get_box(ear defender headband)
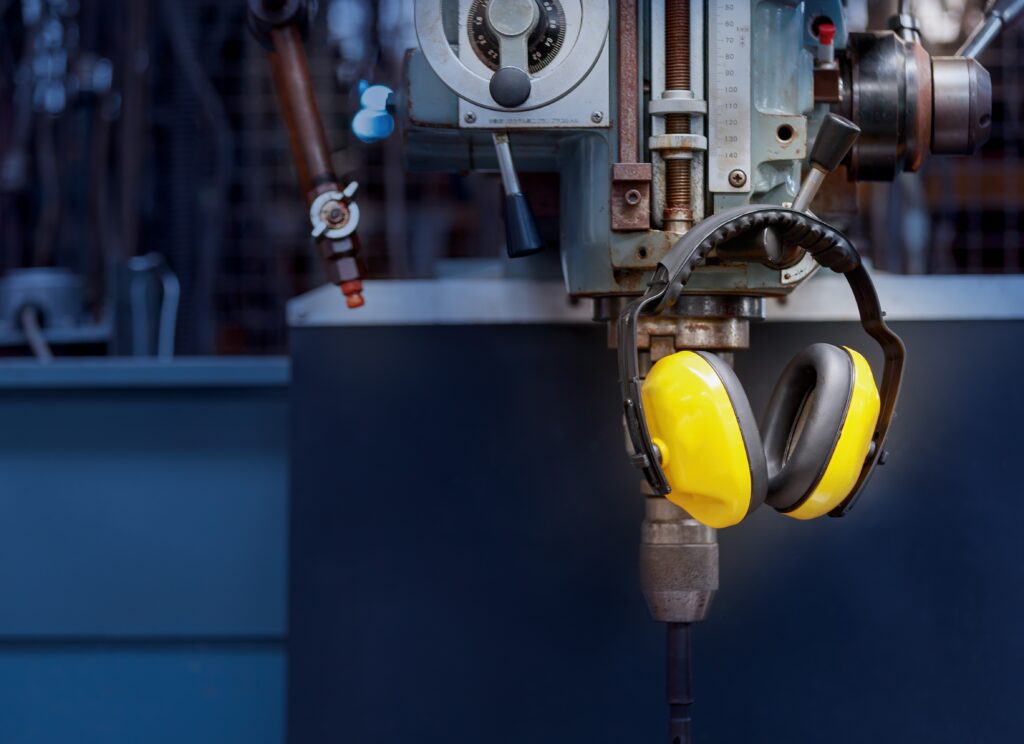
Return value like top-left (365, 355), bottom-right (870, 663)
top-left (618, 205), bottom-right (906, 528)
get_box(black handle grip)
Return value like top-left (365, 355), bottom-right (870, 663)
top-left (504, 192), bottom-right (543, 258)
top-left (809, 113), bottom-right (861, 172)
top-left (490, 67), bottom-right (532, 108)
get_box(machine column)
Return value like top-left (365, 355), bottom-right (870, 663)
top-left (603, 294), bottom-right (764, 744)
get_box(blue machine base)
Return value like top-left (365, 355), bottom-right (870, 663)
top-left (289, 321), bottom-right (1024, 743)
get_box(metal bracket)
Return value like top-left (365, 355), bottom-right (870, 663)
top-left (611, 163), bottom-right (653, 232)
top-left (780, 251), bottom-right (820, 285)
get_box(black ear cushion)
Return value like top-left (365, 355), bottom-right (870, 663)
top-left (762, 343), bottom-right (855, 511)
top-left (694, 351), bottom-right (768, 514)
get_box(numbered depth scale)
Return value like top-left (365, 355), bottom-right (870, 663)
top-left (708, 0), bottom-right (752, 193)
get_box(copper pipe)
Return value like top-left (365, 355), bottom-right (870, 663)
top-left (664, 0), bottom-right (692, 229)
top-left (265, 25), bottom-right (363, 307)
top-left (268, 25), bottom-right (338, 200)
top-left (617, 0), bottom-right (640, 163)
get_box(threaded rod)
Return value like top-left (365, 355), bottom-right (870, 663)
top-left (663, 0), bottom-right (692, 229)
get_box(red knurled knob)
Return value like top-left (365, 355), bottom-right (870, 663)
top-left (818, 23), bottom-right (836, 46)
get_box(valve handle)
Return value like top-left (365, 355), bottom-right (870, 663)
top-left (809, 113), bottom-right (861, 174)
top-left (504, 193), bottom-right (543, 258)
top-left (792, 114), bottom-right (860, 213)
top-left (493, 133), bottom-right (542, 257)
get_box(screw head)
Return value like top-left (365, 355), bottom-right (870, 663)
top-left (728, 169), bottom-right (747, 188)
top-left (624, 188), bottom-right (642, 206)
top-left (464, 112), bottom-right (477, 124)
top-left (591, 111), bottom-right (604, 123)
top-left (321, 200), bottom-right (348, 227)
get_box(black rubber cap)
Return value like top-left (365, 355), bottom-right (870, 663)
top-left (490, 67), bottom-right (532, 108)
top-left (504, 193), bottom-right (543, 258)
top-left (809, 113), bottom-right (861, 172)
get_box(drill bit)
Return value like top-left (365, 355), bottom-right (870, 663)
top-left (667, 622), bottom-right (694, 744)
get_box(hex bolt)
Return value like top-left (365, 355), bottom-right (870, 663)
top-left (591, 111), bottom-right (604, 123)
top-left (728, 169), bottom-right (747, 188)
top-left (625, 188), bottom-right (642, 206)
top-left (464, 112), bottom-right (477, 124)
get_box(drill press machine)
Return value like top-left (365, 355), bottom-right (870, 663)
top-left (397, 1), bottom-right (995, 739)
top-left (250, 0), bottom-right (1005, 739)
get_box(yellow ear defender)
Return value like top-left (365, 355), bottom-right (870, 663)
top-left (618, 206), bottom-right (906, 529)
top-left (642, 344), bottom-right (880, 528)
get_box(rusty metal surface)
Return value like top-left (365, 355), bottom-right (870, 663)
top-left (636, 316), bottom-right (751, 355)
top-left (616, 0), bottom-right (640, 163)
top-left (663, 0), bottom-right (693, 231)
top-left (609, 229), bottom-right (681, 271)
top-left (908, 40), bottom-right (933, 173)
top-left (813, 67), bottom-right (842, 103)
top-left (611, 182), bottom-right (652, 231)
top-left (629, 295), bottom-right (761, 373)
top-left (611, 0), bottom-right (651, 232)
top-left (612, 162), bottom-right (652, 181)
top-left (611, 162), bottom-right (653, 231)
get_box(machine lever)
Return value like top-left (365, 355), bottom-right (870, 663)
top-left (791, 114), bottom-right (860, 213)
top-left (493, 133), bottom-right (543, 258)
top-left (485, 0), bottom-right (537, 107)
top-left (959, 0), bottom-right (1024, 59)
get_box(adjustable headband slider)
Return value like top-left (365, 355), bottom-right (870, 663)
top-left (629, 453), bottom-right (651, 469)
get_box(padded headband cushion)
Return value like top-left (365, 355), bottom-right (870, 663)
top-left (762, 343), bottom-right (855, 511)
top-left (694, 351), bottom-right (768, 513)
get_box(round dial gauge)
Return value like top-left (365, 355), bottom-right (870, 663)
top-left (468, 0), bottom-right (567, 74)
top-left (415, 0), bottom-right (609, 112)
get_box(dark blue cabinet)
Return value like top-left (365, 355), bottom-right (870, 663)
top-left (0, 360), bottom-right (289, 744)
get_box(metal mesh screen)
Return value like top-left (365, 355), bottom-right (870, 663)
top-left (3, 0), bottom-right (1021, 356)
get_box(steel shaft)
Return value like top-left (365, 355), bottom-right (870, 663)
top-left (616, 295), bottom-right (764, 744)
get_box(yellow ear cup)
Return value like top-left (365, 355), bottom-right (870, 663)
top-left (641, 351), bottom-right (767, 529)
top-left (783, 348), bottom-right (880, 520)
